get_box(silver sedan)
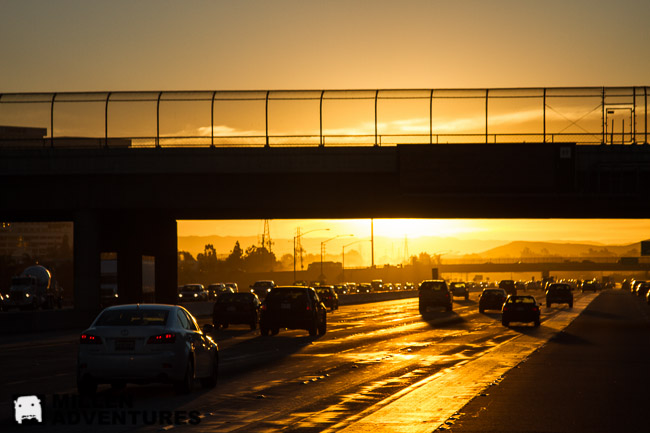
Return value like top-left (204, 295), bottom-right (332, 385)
top-left (77, 304), bottom-right (218, 394)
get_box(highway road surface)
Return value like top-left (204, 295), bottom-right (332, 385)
top-left (2, 288), bottom-right (646, 433)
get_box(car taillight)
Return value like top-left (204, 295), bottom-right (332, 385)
top-left (261, 304), bottom-right (267, 311)
top-left (306, 305), bottom-right (311, 311)
top-left (147, 333), bottom-right (176, 344)
top-left (80, 334), bottom-right (103, 344)
top-left (532, 306), bottom-right (539, 312)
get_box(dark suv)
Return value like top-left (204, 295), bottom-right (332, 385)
top-left (259, 286), bottom-right (327, 337)
top-left (545, 283), bottom-right (573, 308)
top-left (449, 282), bottom-right (469, 300)
top-left (498, 280), bottom-right (517, 296)
top-left (502, 295), bottom-right (540, 327)
top-left (315, 285), bottom-right (339, 311)
top-left (213, 292), bottom-right (261, 330)
top-left (418, 280), bottom-right (453, 314)
top-left (250, 280), bottom-right (275, 300)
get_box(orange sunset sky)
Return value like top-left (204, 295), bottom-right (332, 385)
top-left (3, 1), bottom-right (650, 247)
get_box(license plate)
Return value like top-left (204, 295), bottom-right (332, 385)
top-left (115, 339), bottom-right (135, 351)
top-left (280, 302), bottom-right (291, 310)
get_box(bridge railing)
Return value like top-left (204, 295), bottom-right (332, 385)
top-left (0, 87), bottom-right (647, 148)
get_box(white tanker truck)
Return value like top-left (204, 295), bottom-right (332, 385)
top-left (6, 265), bottom-right (63, 310)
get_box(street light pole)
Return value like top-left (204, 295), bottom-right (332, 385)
top-left (321, 234), bottom-right (354, 282)
top-left (293, 227), bottom-right (329, 283)
top-left (371, 218), bottom-right (375, 268)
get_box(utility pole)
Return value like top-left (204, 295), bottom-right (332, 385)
top-left (371, 218), bottom-right (375, 268)
top-left (261, 219), bottom-right (272, 253)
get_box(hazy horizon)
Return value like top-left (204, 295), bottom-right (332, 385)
top-left (177, 219), bottom-right (647, 265)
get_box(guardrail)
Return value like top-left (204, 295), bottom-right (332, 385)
top-left (1, 87), bottom-right (647, 148)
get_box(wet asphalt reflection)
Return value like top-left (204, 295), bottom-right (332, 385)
top-left (0, 290), bottom-right (592, 433)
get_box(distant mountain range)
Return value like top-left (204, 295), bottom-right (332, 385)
top-left (472, 240), bottom-right (639, 259)
top-left (178, 235), bottom-right (641, 261)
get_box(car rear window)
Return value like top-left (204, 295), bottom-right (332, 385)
top-left (267, 288), bottom-right (307, 301)
top-left (217, 293), bottom-right (250, 303)
top-left (506, 297), bottom-right (535, 304)
top-left (419, 281), bottom-right (447, 291)
top-left (484, 289), bottom-right (505, 296)
top-left (95, 309), bottom-right (169, 326)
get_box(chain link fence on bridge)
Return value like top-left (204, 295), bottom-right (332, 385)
top-left (0, 87), bottom-right (648, 148)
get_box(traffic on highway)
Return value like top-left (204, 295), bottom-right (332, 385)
top-left (1, 278), bottom-right (622, 432)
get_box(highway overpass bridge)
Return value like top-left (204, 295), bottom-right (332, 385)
top-left (1, 87), bottom-right (649, 313)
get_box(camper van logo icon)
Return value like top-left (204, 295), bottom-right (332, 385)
top-left (14, 395), bottom-right (42, 424)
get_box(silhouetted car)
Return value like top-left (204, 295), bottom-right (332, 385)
top-left (630, 280), bottom-right (644, 294)
top-left (316, 285), bottom-right (339, 311)
top-left (334, 284), bottom-right (348, 295)
top-left (250, 280), bottom-right (275, 300)
top-left (501, 295), bottom-right (540, 327)
top-left (636, 282), bottom-right (650, 298)
top-left (580, 280), bottom-right (599, 293)
top-left (418, 280), bottom-right (453, 313)
top-left (207, 283), bottom-right (232, 300)
top-left (77, 304), bottom-right (218, 395)
top-left (499, 280), bottom-right (517, 296)
top-left (358, 283), bottom-right (372, 293)
top-left (213, 292), bottom-right (261, 330)
top-left (345, 282), bottom-right (358, 293)
top-left (178, 284), bottom-right (209, 302)
top-left (646, 289), bottom-right (650, 305)
top-left (478, 288), bottom-right (507, 313)
top-left (259, 286), bottom-right (327, 337)
top-left (449, 282), bottom-right (469, 300)
top-left (225, 282), bottom-right (238, 292)
top-left (546, 283), bottom-right (573, 308)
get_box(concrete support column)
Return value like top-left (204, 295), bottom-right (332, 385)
top-left (73, 210), bottom-right (101, 312)
top-left (153, 218), bottom-right (178, 305)
top-left (117, 222), bottom-right (143, 304)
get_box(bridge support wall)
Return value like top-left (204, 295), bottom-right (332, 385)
top-left (72, 212), bottom-right (177, 311)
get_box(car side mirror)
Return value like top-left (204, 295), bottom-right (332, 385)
top-left (202, 324), bottom-right (214, 334)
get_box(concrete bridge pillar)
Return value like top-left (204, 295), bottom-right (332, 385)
top-left (72, 212), bottom-right (178, 310)
top-left (150, 217), bottom-right (178, 305)
top-left (111, 215), bottom-right (178, 305)
top-left (73, 210), bottom-right (101, 312)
